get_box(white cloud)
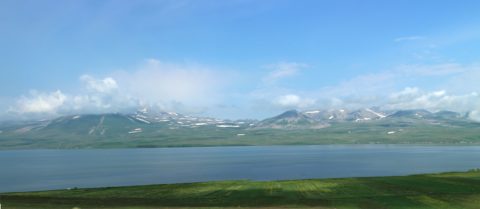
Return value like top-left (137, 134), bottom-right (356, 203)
top-left (274, 94), bottom-right (315, 109)
top-left (8, 59), bottom-right (230, 118)
top-left (386, 87), bottom-right (480, 114)
top-left (247, 62), bottom-right (313, 114)
top-left (389, 87), bottom-right (420, 101)
top-left (263, 62), bottom-right (307, 83)
top-left (80, 75), bottom-right (118, 93)
top-left (113, 59), bottom-right (230, 112)
top-left (249, 62), bottom-right (470, 114)
top-left (396, 63), bottom-right (465, 76)
top-left (469, 110), bottom-right (480, 121)
top-left (5, 59), bottom-right (480, 120)
top-left (262, 62), bottom-right (480, 114)
top-left (394, 36), bottom-right (425, 42)
top-left (383, 64), bottom-right (480, 117)
top-left (12, 90), bottom-right (66, 114)
top-left (313, 63), bottom-right (468, 105)
top-left (72, 75), bottom-right (134, 113)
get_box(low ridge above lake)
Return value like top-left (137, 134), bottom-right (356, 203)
top-left (0, 108), bottom-right (479, 149)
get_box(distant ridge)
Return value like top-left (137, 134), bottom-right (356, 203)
top-left (0, 107), bottom-right (479, 149)
top-left (254, 110), bottom-right (328, 129)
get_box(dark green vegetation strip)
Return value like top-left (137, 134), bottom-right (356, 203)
top-left (3, 170), bottom-right (480, 209)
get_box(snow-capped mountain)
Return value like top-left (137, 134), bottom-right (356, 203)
top-left (254, 108), bottom-right (474, 129)
top-left (388, 109), bottom-right (433, 119)
top-left (0, 107), bottom-right (479, 149)
top-left (347, 108), bottom-right (388, 122)
top-left (302, 108), bottom-right (388, 122)
top-left (0, 107), bottom-right (476, 142)
top-left (255, 110), bottom-right (329, 129)
top-left (129, 107), bottom-right (251, 129)
top-left (303, 109), bottom-right (349, 122)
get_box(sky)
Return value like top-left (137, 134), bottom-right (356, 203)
top-left (1, 0), bottom-right (480, 120)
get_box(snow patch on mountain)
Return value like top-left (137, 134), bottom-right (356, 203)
top-left (133, 117), bottom-right (151, 124)
top-left (217, 124), bottom-right (240, 128)
top-left (365, 108), bottom-right (386, 118)
top-left (128, 128), bottom-right (142, 134)
top-left (88, 127), bottom-right (95, 135)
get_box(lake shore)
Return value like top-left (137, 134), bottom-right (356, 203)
top-left (3, 145), bottom-right (480, 193)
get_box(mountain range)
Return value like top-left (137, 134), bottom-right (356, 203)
top-left (0, 107), bottom-right (479, 149)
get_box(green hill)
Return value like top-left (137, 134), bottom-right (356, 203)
top-left (1, 109), bottom-right (480, 149)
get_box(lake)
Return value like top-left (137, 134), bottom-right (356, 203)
top-left (1, 145), bottom-right (480, 193)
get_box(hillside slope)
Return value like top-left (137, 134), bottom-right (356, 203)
top-left (0, 109), bottom-right (479, 149)
top-left (3, 170), bottom-right (480, 209)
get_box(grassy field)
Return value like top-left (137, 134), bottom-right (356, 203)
top-left (2, 170), bottom-right (480, 209)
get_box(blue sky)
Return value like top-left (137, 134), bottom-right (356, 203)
top-left (1, 0), bottom-right (480, 120)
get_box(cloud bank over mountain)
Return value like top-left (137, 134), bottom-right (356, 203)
top-left (4, 59), bottom-right (480, 121)
top-left (7, 59), bottom-right (229, 118)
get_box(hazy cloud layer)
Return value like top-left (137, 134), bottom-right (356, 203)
top-left (394, 36), bottom-right (425, 42)
top-left (12, 90), bottom-right (67, 114)
top-left (114, 59), bottom-right (230, 110)
top-left (249, 62), bottom-right (480, 120)
top-left (386, 88), bottom-right (480, 113)
top-left (8, 59), bottom-right (231, 118)
top-left (262, 62), bottom-right (307, 84)
top-left (5, 60), bottom-right (480, 120)
top-left (80, 75), bottom-right (119, 94)
top-left (274, 94), bottom-right (315, 109)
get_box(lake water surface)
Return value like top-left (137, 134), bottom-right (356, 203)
top-left (1, 145), bottom-right (480, 193)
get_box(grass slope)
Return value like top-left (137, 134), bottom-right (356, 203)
top-left (1, 118), bottom-right (480, 150)
top-left (2, 170), bottom-right (480, 209)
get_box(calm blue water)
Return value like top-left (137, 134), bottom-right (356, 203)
top-left (1, 145), bottom-right (480, 193)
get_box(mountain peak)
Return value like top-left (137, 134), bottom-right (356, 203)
top-left (254, 109), bottom-right (328, 129)
top-left (277, 110), bottom-right (301, 118)
top-left (389, 109), bottom-right (432, 118)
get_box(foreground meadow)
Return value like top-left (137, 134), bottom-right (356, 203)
top-left (2, 170), bottom-right (480, 209)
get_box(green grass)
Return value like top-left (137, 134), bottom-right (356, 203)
top-left (3, 170), bottom-right (480, 209)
